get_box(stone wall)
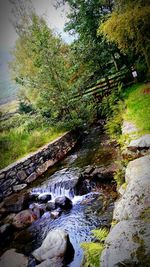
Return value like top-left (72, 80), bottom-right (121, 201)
top-left (0, 131), bottom-right (77, 200)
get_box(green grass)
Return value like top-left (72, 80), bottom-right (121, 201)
top-left (0, 115), bottom-right (65, 169)
top-left (123, 83), bottom-right (150, 135)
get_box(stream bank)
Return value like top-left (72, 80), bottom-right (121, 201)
top-left (100, 128), bottom-right (150, 267)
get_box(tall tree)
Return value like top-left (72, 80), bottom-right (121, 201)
top-left (56, 0), bottom-right (119, 86)
top-left (10, 14), bottom-right (96, 128)
top-left (99, 1), bottom-right (150, 73)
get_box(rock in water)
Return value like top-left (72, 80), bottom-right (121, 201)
top-left (13, 209), bottom-right (39, 229)
top-left (55, 196), bottom-right (72, 210)
top-left (37, 193), bottom-right (51, 203)
top-left (32, 229), bottom-right (70, 263)
top-left (0, 249), bottom-right (28, 267)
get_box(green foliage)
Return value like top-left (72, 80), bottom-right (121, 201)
top-left (81, 242), bottom-right (104, 267)
top-left (10, 13), bottom-right (97, 130)
top-left (91, 228), bottom-right (109, 242)
top-left (99, 1), bottom-right (150, 74)
top-left (19, 101), bottom-right (33, 114)
top-left (99, 84), bottom-right (125, 140)
top-left (81, 228), bottom-right (109, 267)
top-left (114, 168), bottom-right (125, 188)
top-left (0, 113), bottom-right (64, 169)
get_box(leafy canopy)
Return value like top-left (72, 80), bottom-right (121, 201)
top-left (99, 1), bottom-right (150, 72)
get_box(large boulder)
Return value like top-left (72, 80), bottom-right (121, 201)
top-left (100, 220), bottom-right (150, 267)
top-left (55, 196), bottom-right (72, 210)
top-left (125, 155), bottom-right (150, 184)
top-left (32, 229), bottom-right (74, 265)
top-left (0, 249), bottom-right (28, 267)
top-left (114, 155), bottom-right (150, 221)
top-left (12, 209), bottom-right (39, 229)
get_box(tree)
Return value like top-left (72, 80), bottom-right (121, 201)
top-left (10, 14), bottom-right (96, 129)
top-left (56, 0), bottom-right (119, 85)
top-left (99, 1), bottom-right (150, 73)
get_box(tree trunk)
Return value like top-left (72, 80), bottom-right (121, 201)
top-left (142, 46), bottom-right (150, 74)
top-left (112, 53), bottom-right (119, 71)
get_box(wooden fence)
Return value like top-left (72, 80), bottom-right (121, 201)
top-left (73, 69), bottom-right (135, 101)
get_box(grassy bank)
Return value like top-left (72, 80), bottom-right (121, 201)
top-left (0, 113), bottom-right (65, 169)
top-left (105, 83), bottom-right (150, 141)
top-left (123, 83), bottom-right (150, 135)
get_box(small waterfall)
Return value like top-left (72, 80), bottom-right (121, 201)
top-left (30, 167), bottom-right (80, 201)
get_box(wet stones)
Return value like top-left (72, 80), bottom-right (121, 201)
top-left (55, 196), bottom-right (72, 210)
top-left (75, 165), bottom-right (115, 195)
top-left (46, 201), bottom-right (56, 211)
top-left (37, 193), bottom-right (52, 203)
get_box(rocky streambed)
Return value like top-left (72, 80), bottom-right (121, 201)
top-left (0, 124), bottom-right (119, 267)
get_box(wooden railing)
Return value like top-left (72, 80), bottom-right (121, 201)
top-left (73, 69), bottom-right (134, 101)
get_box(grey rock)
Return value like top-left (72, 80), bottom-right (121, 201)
top-left (46, 201), bottom-right (56, 211)
top-left (114, 178), bottom-right (150, 221)
top-left (38, 193), bottom-right (51, 203)
top-left (0, 173), bottom-right (5, 180)
top-left (13, 184), bottom-right (27, 192)
top-left (128, 134), bottom-right (150, 151)
top-left (23, 159), bottom-right (31, 166)
top-left (32, 229), bottom-right (69, 262)
top-left (26, 172), bottom-right (37, 183)
top-left (0, 249), bottom-right (28, 267)
top-left (17, 170), bottom-right (27, 181)
top-left (114, 155), bottom-right (150, 221)
top-left (55, 196), bottom-right (72, 210)
top-left (100, 220), bottom-right (150, 267)
top-left (1, 179), bottom-right (16, 191)
top-left (125, 155), bottom-right (150, 184)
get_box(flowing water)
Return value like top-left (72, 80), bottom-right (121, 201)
top-left (6, 125), bottom-right (118, 266)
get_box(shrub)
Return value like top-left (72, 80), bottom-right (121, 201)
top-left (81, 228), bottom-right (109, 267)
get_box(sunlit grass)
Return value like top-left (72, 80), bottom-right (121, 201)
top-left (0, 126), bottom-right (65, 169)
top-left (123, 83), bottom-right (150, 135)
